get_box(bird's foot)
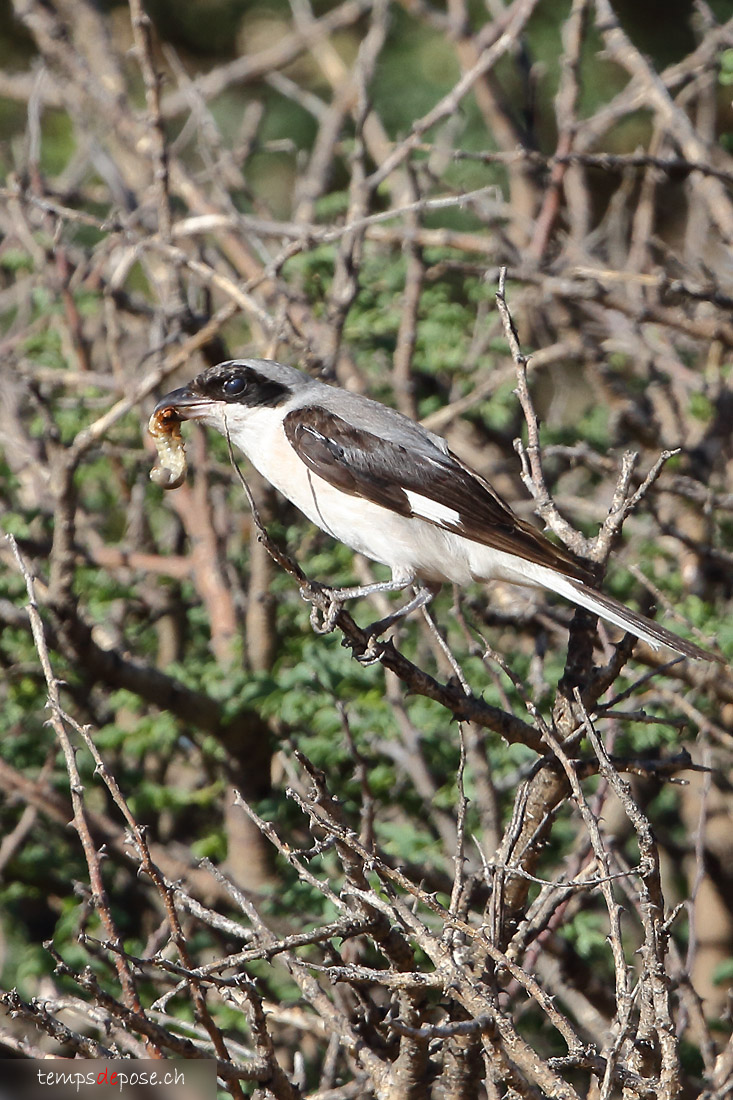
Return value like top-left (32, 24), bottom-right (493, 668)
top-left (354, 600), bottom-right (428, 664)
top-left (355, 634), bottom-right (384, 665)
top-left (352, 633), bottom-right (385, 664)
top-left (308, 594), bottom-right (342, 634)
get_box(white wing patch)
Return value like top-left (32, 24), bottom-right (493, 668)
top-left (405, 489), bottom-right (462, 528)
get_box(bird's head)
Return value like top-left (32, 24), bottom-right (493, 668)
top-left (154, 359), bottom-right (305, 432)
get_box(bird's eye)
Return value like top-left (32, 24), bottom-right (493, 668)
top-left (223, 375), bottom-right (246, 398)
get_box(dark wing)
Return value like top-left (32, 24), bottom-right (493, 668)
top-left (283, 405), bottom-right (589, 579)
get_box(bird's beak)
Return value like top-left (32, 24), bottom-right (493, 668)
top-left (154, 386), bottom-right (210, 420)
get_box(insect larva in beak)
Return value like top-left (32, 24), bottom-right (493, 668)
top-left (149, 407), bottom-right (187, 490)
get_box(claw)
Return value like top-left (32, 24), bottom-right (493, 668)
top-left (356, 634), bottom-right (383, 665)
top-left (309, 598), bottom-right (342, 634)
top-left (324, 600), bottom-right (341, 632)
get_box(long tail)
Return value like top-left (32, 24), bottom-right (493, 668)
top-left (547, 574), bottom-right (716, 662)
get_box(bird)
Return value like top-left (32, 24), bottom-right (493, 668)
top-left (153, 358), bottom-right (714, 662)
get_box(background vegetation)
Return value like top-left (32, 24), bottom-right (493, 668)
top-left (0, 0), bottom-right (732, 1096)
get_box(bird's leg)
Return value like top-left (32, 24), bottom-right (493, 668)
top-left (356, 584), bottom-right (441, 664)
top-left (364, 582), bottom-right (440, 639)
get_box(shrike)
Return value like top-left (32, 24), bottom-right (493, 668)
top-left (153, 358), bottom-right (713, 661)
